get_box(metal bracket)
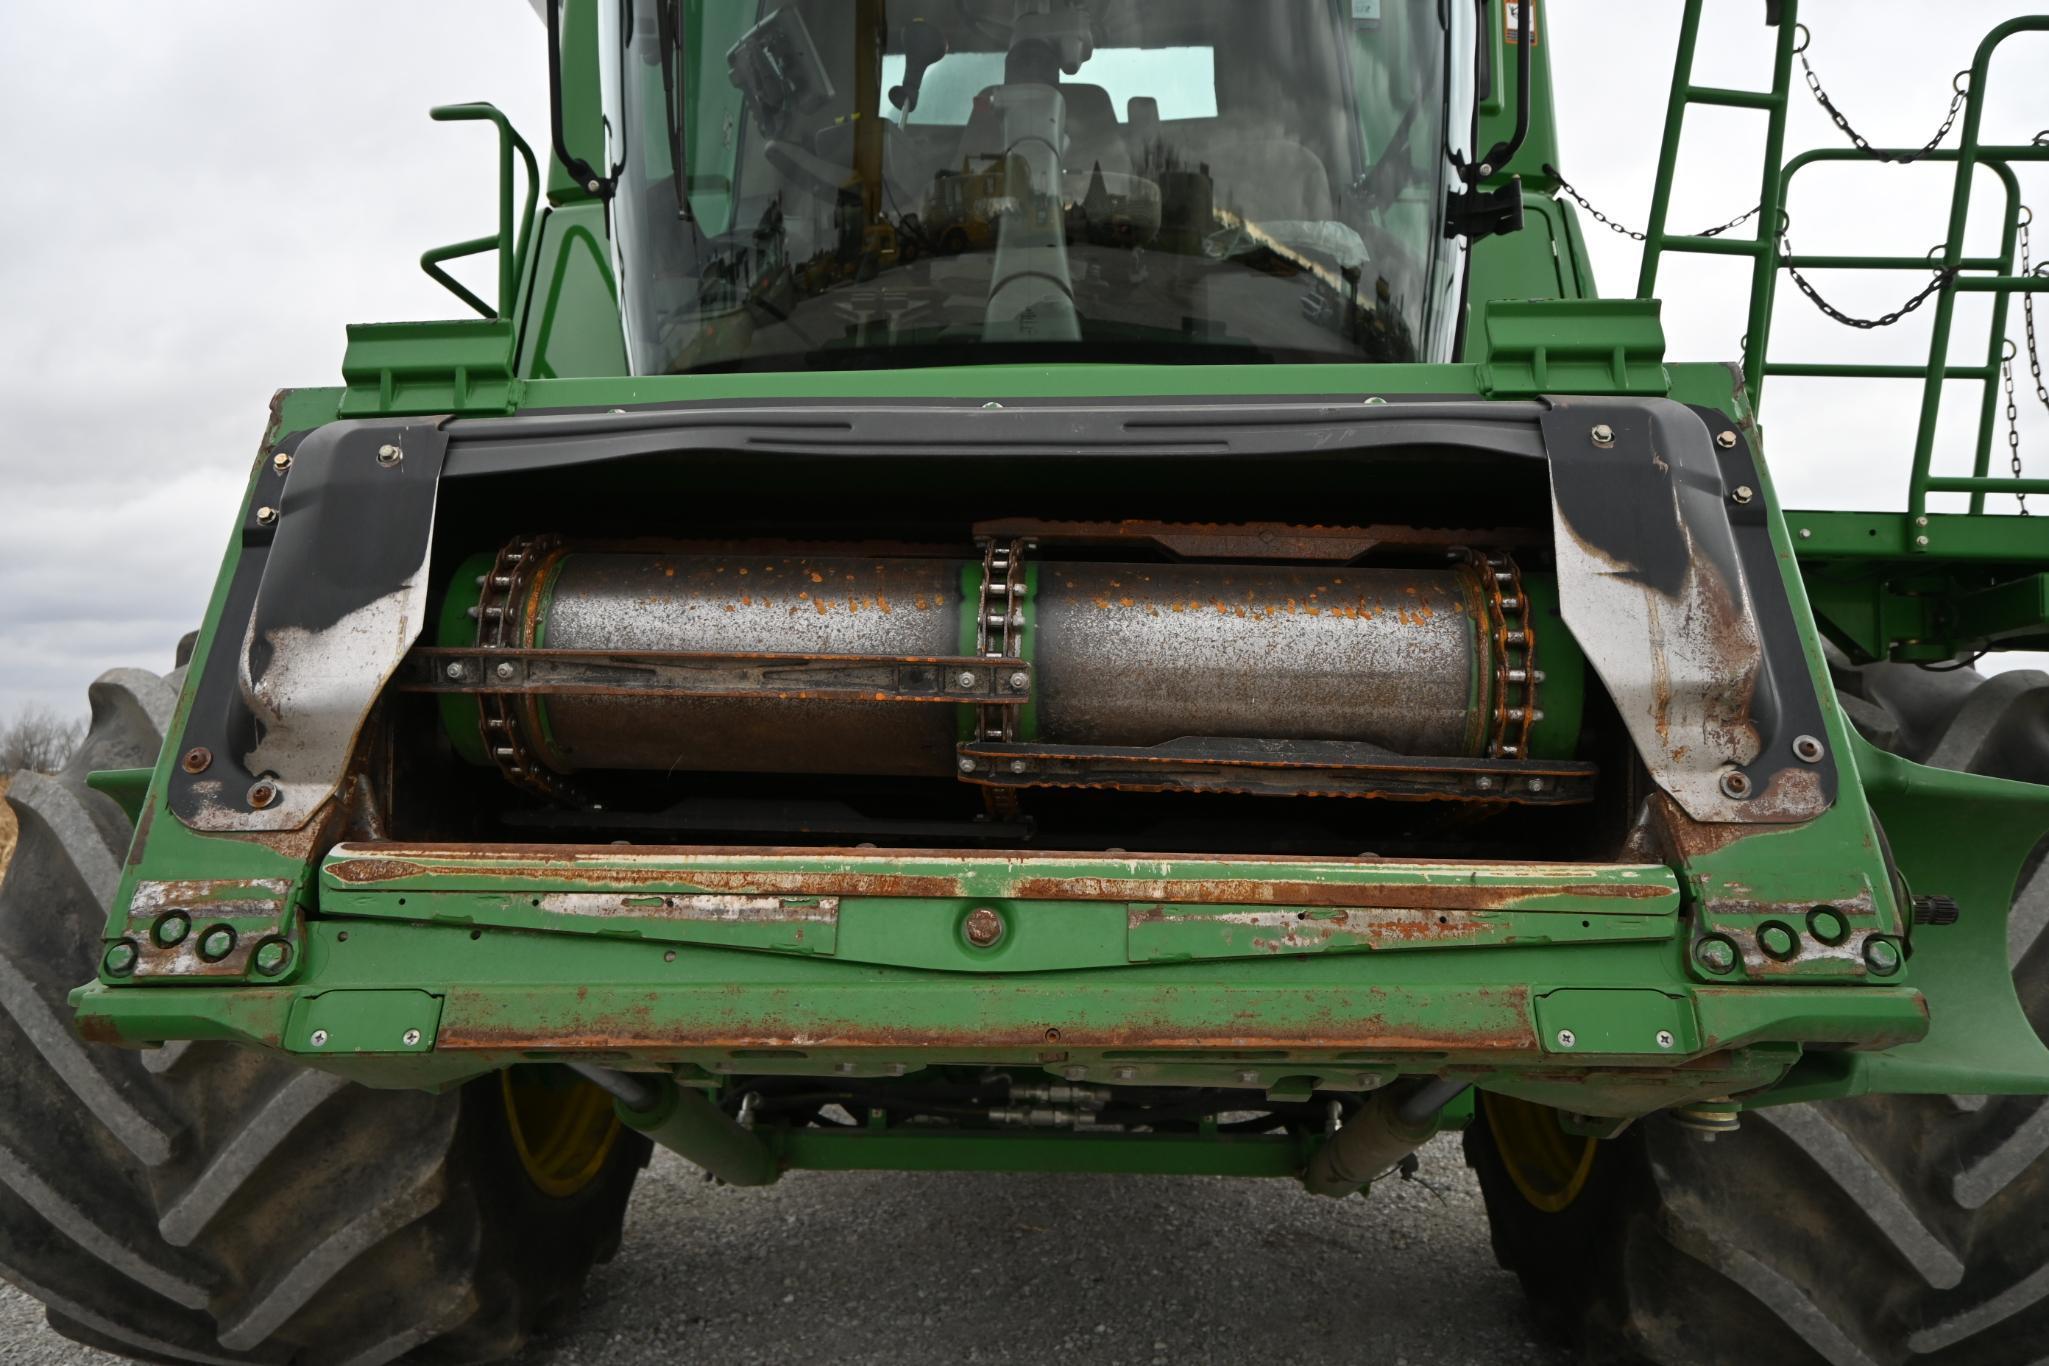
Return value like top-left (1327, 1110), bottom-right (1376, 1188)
top-left (109, 879), bottom-right (301, 984)
top-left (401, 647), bottom-right (1034, 705)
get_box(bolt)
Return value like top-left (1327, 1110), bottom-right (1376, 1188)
top-left (1864, 936), bottom-right (1903, 976)
top-left (444, 661), bottom-right (467, 681)
top-left (1731, 485), bottom-right (1755, 505)
top-left (586, 178), bottom-right (602, 193)
top-left (1473, 775), bottom-right (1496, 792)
top-left (179, 746), bottom-right (214, 775)
top-left (958, 756), bottom-right (978, 774)
top-left (1656, 1030), bottom-right (1676, 1049)
top-left (253, 940), bottom-right (291, 976)
top-left (1590, 424), bottom-right (1615, 448)
top-left (1695, 936), bottom-right (1739, 974)
top-left (154, 911), bottom-right (191, 947)
top-left (246, 779), bottom-right (279, 810)
top-left (309, 1029), bottom-right (329, 1048)
top-left (1112, 1066), bottom-right (1138, 1081)
top-left (255, 505), bottom-right (278, 526)
top-left (198, 926), bottom-right (236, 962)
top-left (1717, 430), bottom-right (1739, 449)
top-left (1799, 527), bottom-right (1813, 539)
top-left (1008, 759), bottom-right (1028, 775)
top-left (963, 906), bottom-right (1005, 948)
top-left (402, 1029), bottom-right (422, 1047)
top-left (1009, 670), bottom-right (1030, 691)
top-left (1357, 1073), bottom-right (1388, 1091)
top-left (103, 941), bottom-right (138, 976)
top-left (1720, 769), bottom-right (1753, 800)
top-left (271, 450), bottom-right (292, 472)
top-left (1478, 162), bottom-right (1494, 177)
top-left (1758, 923), bottom-right (1798, 960)
top-left (1526, 777), bottom-right (1546, 793)
top-left (1916, 535), bottom-right (1930, 547)
top-left (376, 444), bottom-right (402, 466)
top-left (1808, 906), bottom-right (1849, 945)
top-left (494, 661), bottom-right (517, 681)
top-left (1792, 734), bottom-right (1825, 763)
top-left (1915, 515), bottom-right (1930, 527)
top-left (957, 671), bottom-right (979, 689)
top-left (1236, 1070), bottom-right (1261, 1085)
top-left (1555, 1029), bottom-right (1577, 1049)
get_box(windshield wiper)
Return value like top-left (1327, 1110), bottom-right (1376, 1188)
top-left (657, 0), bottom-right (697, 224)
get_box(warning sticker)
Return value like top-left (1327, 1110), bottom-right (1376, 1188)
top-left (1505, 0), bottom-right (1539, 44)
top-left (1352, 0), bottom-right (1382, 23)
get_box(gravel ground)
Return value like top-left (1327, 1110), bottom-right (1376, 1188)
top-left (0, 1133), bottom-right (1568, 1366)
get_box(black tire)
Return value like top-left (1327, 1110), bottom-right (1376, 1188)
top-left (1467, 659), bottom-right (2049, 1366)
top-left (0, 660), bottom-right (649, 1365)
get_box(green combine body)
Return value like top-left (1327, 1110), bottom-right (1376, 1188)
top-left (11, 3), bottom-right (2049, 1362)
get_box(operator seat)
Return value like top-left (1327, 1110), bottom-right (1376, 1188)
top-left (953, 82), bottom-right (1133, 176)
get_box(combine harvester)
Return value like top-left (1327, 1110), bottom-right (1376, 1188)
top-left (5, 2), bottom-right (2047, 1361)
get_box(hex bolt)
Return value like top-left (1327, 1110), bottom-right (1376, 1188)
top-left (1731, 485), bottom-right (1755, 505)
top-left (246, 779), bottom-right (279, 810)
top-left (1112, 1066), bottom-right (1139, 1081)
top-left (253, 940), bottom-right (291, 976)
top-left (1717, 430), bottom-right (1739, 449)
top-left (309, 1029), bottom-right (330, 1048)
top-left (255, 505), bottom-right (278, 526)
top-left (1590, 424), bottom-right (1615, 448)
top-left (1864, 936), bottom-right (1904, 976)
top-left (1656, 1030), bottom-right (1676, 1049)
top-left (963, 906), bottom-right (1006, 948)
top-left (1526, 777), bottom-right (1546, 793)
top-left (444, 661), bottom-right (467, 681)
top-left (402, 1029), bottom-right (422, 1047)
top-left (271, 450), bottom-right (292, 472)
top-left (1009, 670), bottom-right (1030, 691)
top-left (1758, 923), bottom-right (1798, 960)
top-left (1792, 734), bottom-right (1825, 764)
top-left (1008, 759), bottom-right (1029, 775)
top-left (1473, 775), bottom-right (1496, 792)
top-left (154, 911), bottom-right (191, 948)
top-left (1720, 769), bottom-right (1753, 800)
top-left (1916, 535), bottom-right (1931, 547)
top-left (957, 671), bottom-right (979, 689)
top-left (103, 942), bottom-right (138, 976)
top-left (957, 756), bottom-right (978, 774)
top-left (376, 444), bottom-right (403, 466)
top-left (494, 661), bottom-right (517, 681)
top-left (198, 926), bottom-right (237, 962)
top-left (1695, 936), bottom-right (1739, 974)
top-left (180, 746), bottom-right (212, 774)
top-left (1555, 1029), bottom-right (1578, 1049)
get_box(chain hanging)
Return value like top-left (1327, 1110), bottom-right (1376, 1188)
top-left (1794, 25), bottom-right (1970, 165)
top-left (1779, 232), bottom-right (1959, 330)
top-left (1543, 164), bottom-right (1759, 243)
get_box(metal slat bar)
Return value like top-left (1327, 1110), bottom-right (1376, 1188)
top-left (1764, 364), bottom-right (1996, 380)
top-left (1685, 84), bottom-right (1784, 111)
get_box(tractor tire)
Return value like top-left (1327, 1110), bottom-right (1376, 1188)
top-left (1466, 659), bottom-right (2049, 1366)
top-left (0, 658), bottom-right (649, 1365)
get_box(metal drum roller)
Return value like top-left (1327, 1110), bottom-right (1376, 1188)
top-left (432, 538), bottom-right (1580, 799)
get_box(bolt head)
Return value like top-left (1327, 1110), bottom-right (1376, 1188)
top-left (444, 661), bottom-right (467, 680)
top-left (1792, 734), bottom-right (1825, 764)
top-left (1863, 936), bottom-right (1903, 976)
top-left (271, 450), bottom-right (292, 471)
top-left (1916, 535), bottom-right (1931, 547)
top-left (1696, 936), bottom-right (1739, 974)
top-left (1719, 769), bottom-right (1753, 800)
top-left (1717, 430), bottom-right (1739, 449)
top-left (1525, 777), bottom-right (1546, 793)
top-left (963, 906), bottom-right (1006, 948)
top-left (1009, 670), bottom-right (1030, 691)
top-left (1656, 1030), bottom-right (1676, 1049)
top-left (1473, 775), bottom-right (1496, 792)
top-left (1236, 1070), bottom-right (1261, 1085)
top-left (198, 926), bottom-right (236, 962)
top-left (253, 940), bottom-right (291, 976)
top-left (103, 942), bottom-right (138, 976)
top-left (958, 756), bottom-right (978, 774)
top-left (309, 1029), bottom-right (329, 1048)
top-left (1008, 758), bottom-right (1028, 775)
top-left (1731, 485), bottom-right (1755, 505)
top-left (402, 1029), bottom-right (422, 1047)
top-left (154, 911), bottom-right (191, 947)
top-left (255, 505), bottom-right (278, 526)
top-left (494, 661), bottom-right (517, 681)
top-left (180, 746), bottom-right (212, 774)
top-left (1758, 923), bottom-right (1798, 960)
top-left (957, 671), bottom-right (979, 689)
top-left (246, 779), bottom-right (279, 810)
top-left (376, 444), bottom-right (403, 466)
top-left (1555, 1029), bottom-right (1578, 1049)
top-left (1799, 527), bottom-right (1813, 539)
top-left (1590, 424), bottom-right (1615, 447)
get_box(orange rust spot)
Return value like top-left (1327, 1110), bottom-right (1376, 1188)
top-left (877, 595), bottom-right (893, 614)
top-left (813, 599), bottom-right (829, 616)
top-left (809, 572), bottom-right (824, 583)
top-left (1119, 597), bottom-right (1134, 608)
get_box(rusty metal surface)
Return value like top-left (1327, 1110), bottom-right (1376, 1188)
top-left (1033, 561), bottom-right (1485, 754)
top-left (403, 646), bottom-right (1032, 704)
top-left (120, 878), bottom-right (296, 980)
top-left (971, 518), bottom-right (1540, 562)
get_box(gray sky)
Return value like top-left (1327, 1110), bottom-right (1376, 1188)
top-left (1, 2), bottom-right (2045, 721)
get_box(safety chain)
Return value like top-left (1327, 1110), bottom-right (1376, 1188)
top-left (1795, 25), bottom-right (1970, 164)
top-left (1543, 165), bottom-right (1758, 243)
top-left (2011, 200), bottom-right (2049, 513)
top-left (1780, 235), bottom-right (1959, 330)
top-left (473, 534), bottom-right (583, 803)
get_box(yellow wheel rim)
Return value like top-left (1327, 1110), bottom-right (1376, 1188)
top-left (501, 1071), bottom-right (622, 1198)
top-left (1482, 1092), bottom-right (1598, 1214)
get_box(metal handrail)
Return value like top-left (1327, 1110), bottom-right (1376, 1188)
top-left (420, 103), bottom-right (541, 320)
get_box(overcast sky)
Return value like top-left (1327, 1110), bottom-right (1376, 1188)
top-left (1, 2), bottom-right (2045, 722)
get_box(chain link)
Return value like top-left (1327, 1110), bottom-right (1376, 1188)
top-left (1795, 25), bottom-right (1970, 164)
top-left (1779, 236), bottom-right (1959, 329)
top-left (1543, 165), bottom-right (1760, 243)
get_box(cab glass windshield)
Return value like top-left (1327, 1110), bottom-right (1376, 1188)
top-left (608, 0), bottom-right (1474, 374)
